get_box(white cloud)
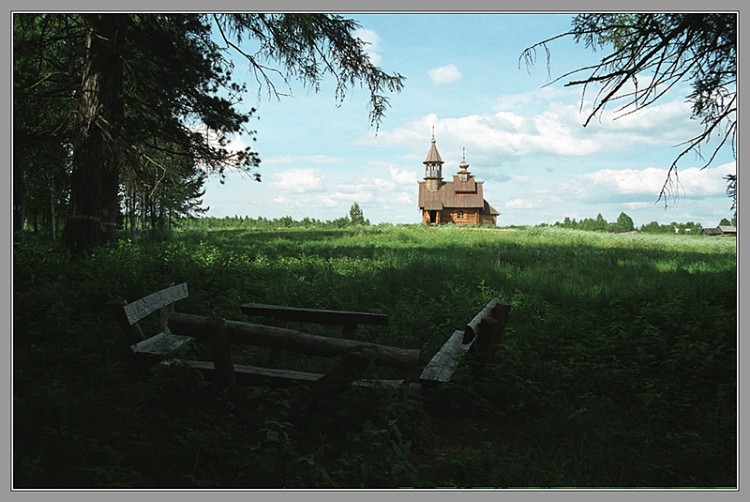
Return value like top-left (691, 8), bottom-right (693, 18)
top-left (372, 90), bottom-right (712, 168)
top-left (427, 64), bottom-right (462, 86)
top-left (506, 198), bottom-right (537, 209)
top-left (376, 110), bottom-right (600, 161)
top-left (504, 189), bottom-right (560, 210)
top-left (269, 169), bottom-right (324, 193)
top-left (389, 166), bottom-right (417, 184)
top-left (225, 135), bottom-right (250, 153)
top-left (332, 191), bottom-right (374, 203)
top-left (354, 27), bottom-right (382, 66)
top-left (563, 162), bottom-right (736, 201)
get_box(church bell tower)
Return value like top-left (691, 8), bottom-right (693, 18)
top-left (423, 129), bottom-right (444, 192)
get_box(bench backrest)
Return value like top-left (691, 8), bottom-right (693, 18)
top-left (109, 282), bottom-right (190, 355)
top-left (123, 282), bottom-right (189, 325)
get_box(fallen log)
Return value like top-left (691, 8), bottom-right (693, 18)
top-left (241, 303), bottom-right (389, 326)
top-left (168, 312), bottom-right (421, 369)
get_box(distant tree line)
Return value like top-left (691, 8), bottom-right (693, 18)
top-left (550, 212), bottom-right (717, 234)
top-left (552, 212), bottom-right (636, 233)
top-left (187, 203), bottom-right (371, 230)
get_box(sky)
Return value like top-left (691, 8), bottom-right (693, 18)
top-left (200, 13), bottom-right (737, 228)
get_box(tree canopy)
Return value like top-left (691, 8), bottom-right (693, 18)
top-left (13, 13), bottom-right (405, 250)
top-left (521, 13), bottom-right (736, 206)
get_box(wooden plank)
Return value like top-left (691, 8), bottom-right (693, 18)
top-left (464, 298), bottom-right (500, 343)
top-left (132, 331), bottom-right (192, 357)
top-left (241, 303), bottom-right (389, 326)
top-left (169, 312), bottom-right (420, 369)
top-left (123, 283), bottom-right (189, 325)
top-left (419, 330), bottom-right (475, 386)
top-left (169, 360), bottom-right (403, 388)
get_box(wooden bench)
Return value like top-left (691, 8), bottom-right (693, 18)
top-left (108, 282), bottom-right (193, 358)
top-left (163, 297), bottom-right (510, 396)
top-left (166, 310), bottom-right (415, 394)
top-left (419, 298), bottom-right (511, 388)
top-left (108, 281), bottom-right (511, 400)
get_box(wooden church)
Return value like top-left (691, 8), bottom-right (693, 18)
top-left (417, 134), bottom-right (500, 225)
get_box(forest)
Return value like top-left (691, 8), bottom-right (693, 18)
top-left (13, 13), bottom-right (403, 250)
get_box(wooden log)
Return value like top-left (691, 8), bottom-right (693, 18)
top-left (123, 282), bottom-right (188, 325)
top-left (241, 303), bottom-right (388, 327)
top-left (464, 298), bottom-right (500, 343)
top-left (168, 312), bottom-right (420, 369)
top-left (168, 360), bottom-right (404, 388)
top-left (207, 317), bottom-right (236, 395)
top-left (419, 330), bottom-right (474, 387)
top-left (474, 317), bottom-right (499, 366)
top-left (473, 301), bottom-right (511, 367)
top-left (107, 298), bottom-right (146, 344)
top-left (492, 301), bottom-right (512, 332)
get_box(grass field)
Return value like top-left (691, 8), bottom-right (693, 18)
top-left (13, 223), bottom-right (737, 488)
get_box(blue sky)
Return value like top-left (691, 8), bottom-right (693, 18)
top-left (201, 13), bottom-right (737, 228)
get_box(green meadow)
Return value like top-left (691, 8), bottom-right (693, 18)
top-left (13, 223), bottom-right (737, 488)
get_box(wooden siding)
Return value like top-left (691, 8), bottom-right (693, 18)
top-left (445, 209), bottom-right (479, 225)
top-left (418, 174), bottom-right (498, 226)
top-left (421, 209), bottom-right (486, 225)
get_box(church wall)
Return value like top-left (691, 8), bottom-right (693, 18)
top-left (444, 209), bottom-right (480, 225)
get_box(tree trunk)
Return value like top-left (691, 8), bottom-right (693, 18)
top-left (61, 14), bottom-right (125, 251)
top-left (49, 178), bottom-right (57, 241)
top-left (129, 187), bottom-right (137, 242)
top-left (13, 148), bottom-right (25, 234)
top-left (141, 191), bottom-right (147, 242)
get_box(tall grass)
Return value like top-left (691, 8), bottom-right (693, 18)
top-left (13, 224), bottom-right (736, 488)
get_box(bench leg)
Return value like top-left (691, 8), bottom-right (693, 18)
top-left (208, 317), bottom-right (237, 396)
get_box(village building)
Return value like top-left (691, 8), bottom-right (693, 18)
top-left (417, 135), bottom-right (500, 225)
top-left (700, 225), bottom-right (737, 236)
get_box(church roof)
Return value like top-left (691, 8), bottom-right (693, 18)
top-left (423, 137), bottom-right (444, 164)
top-left (452, 177), bottom-right (477, 193)
top-left (418, 178), bottom-right (486, 210)
top-left (483, 200), bottom-right (500, 216)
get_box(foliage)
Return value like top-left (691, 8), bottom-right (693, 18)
top-left (212, 14), bottom-right (404, 131)
top-left (521, 13), bottom-right (736, 205)
top-left (616, 212), bottom-right (634, 232)
top-left (555, 212), bottom-right (638, 233)
top-left (14, 224), bottom-right (736, 488)
top-left (552, 213), bottom-right (710, 235)
top-left (347, 202), bottom-right (369, 226)
top-left (13, 13), bottom-right (404, 250)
